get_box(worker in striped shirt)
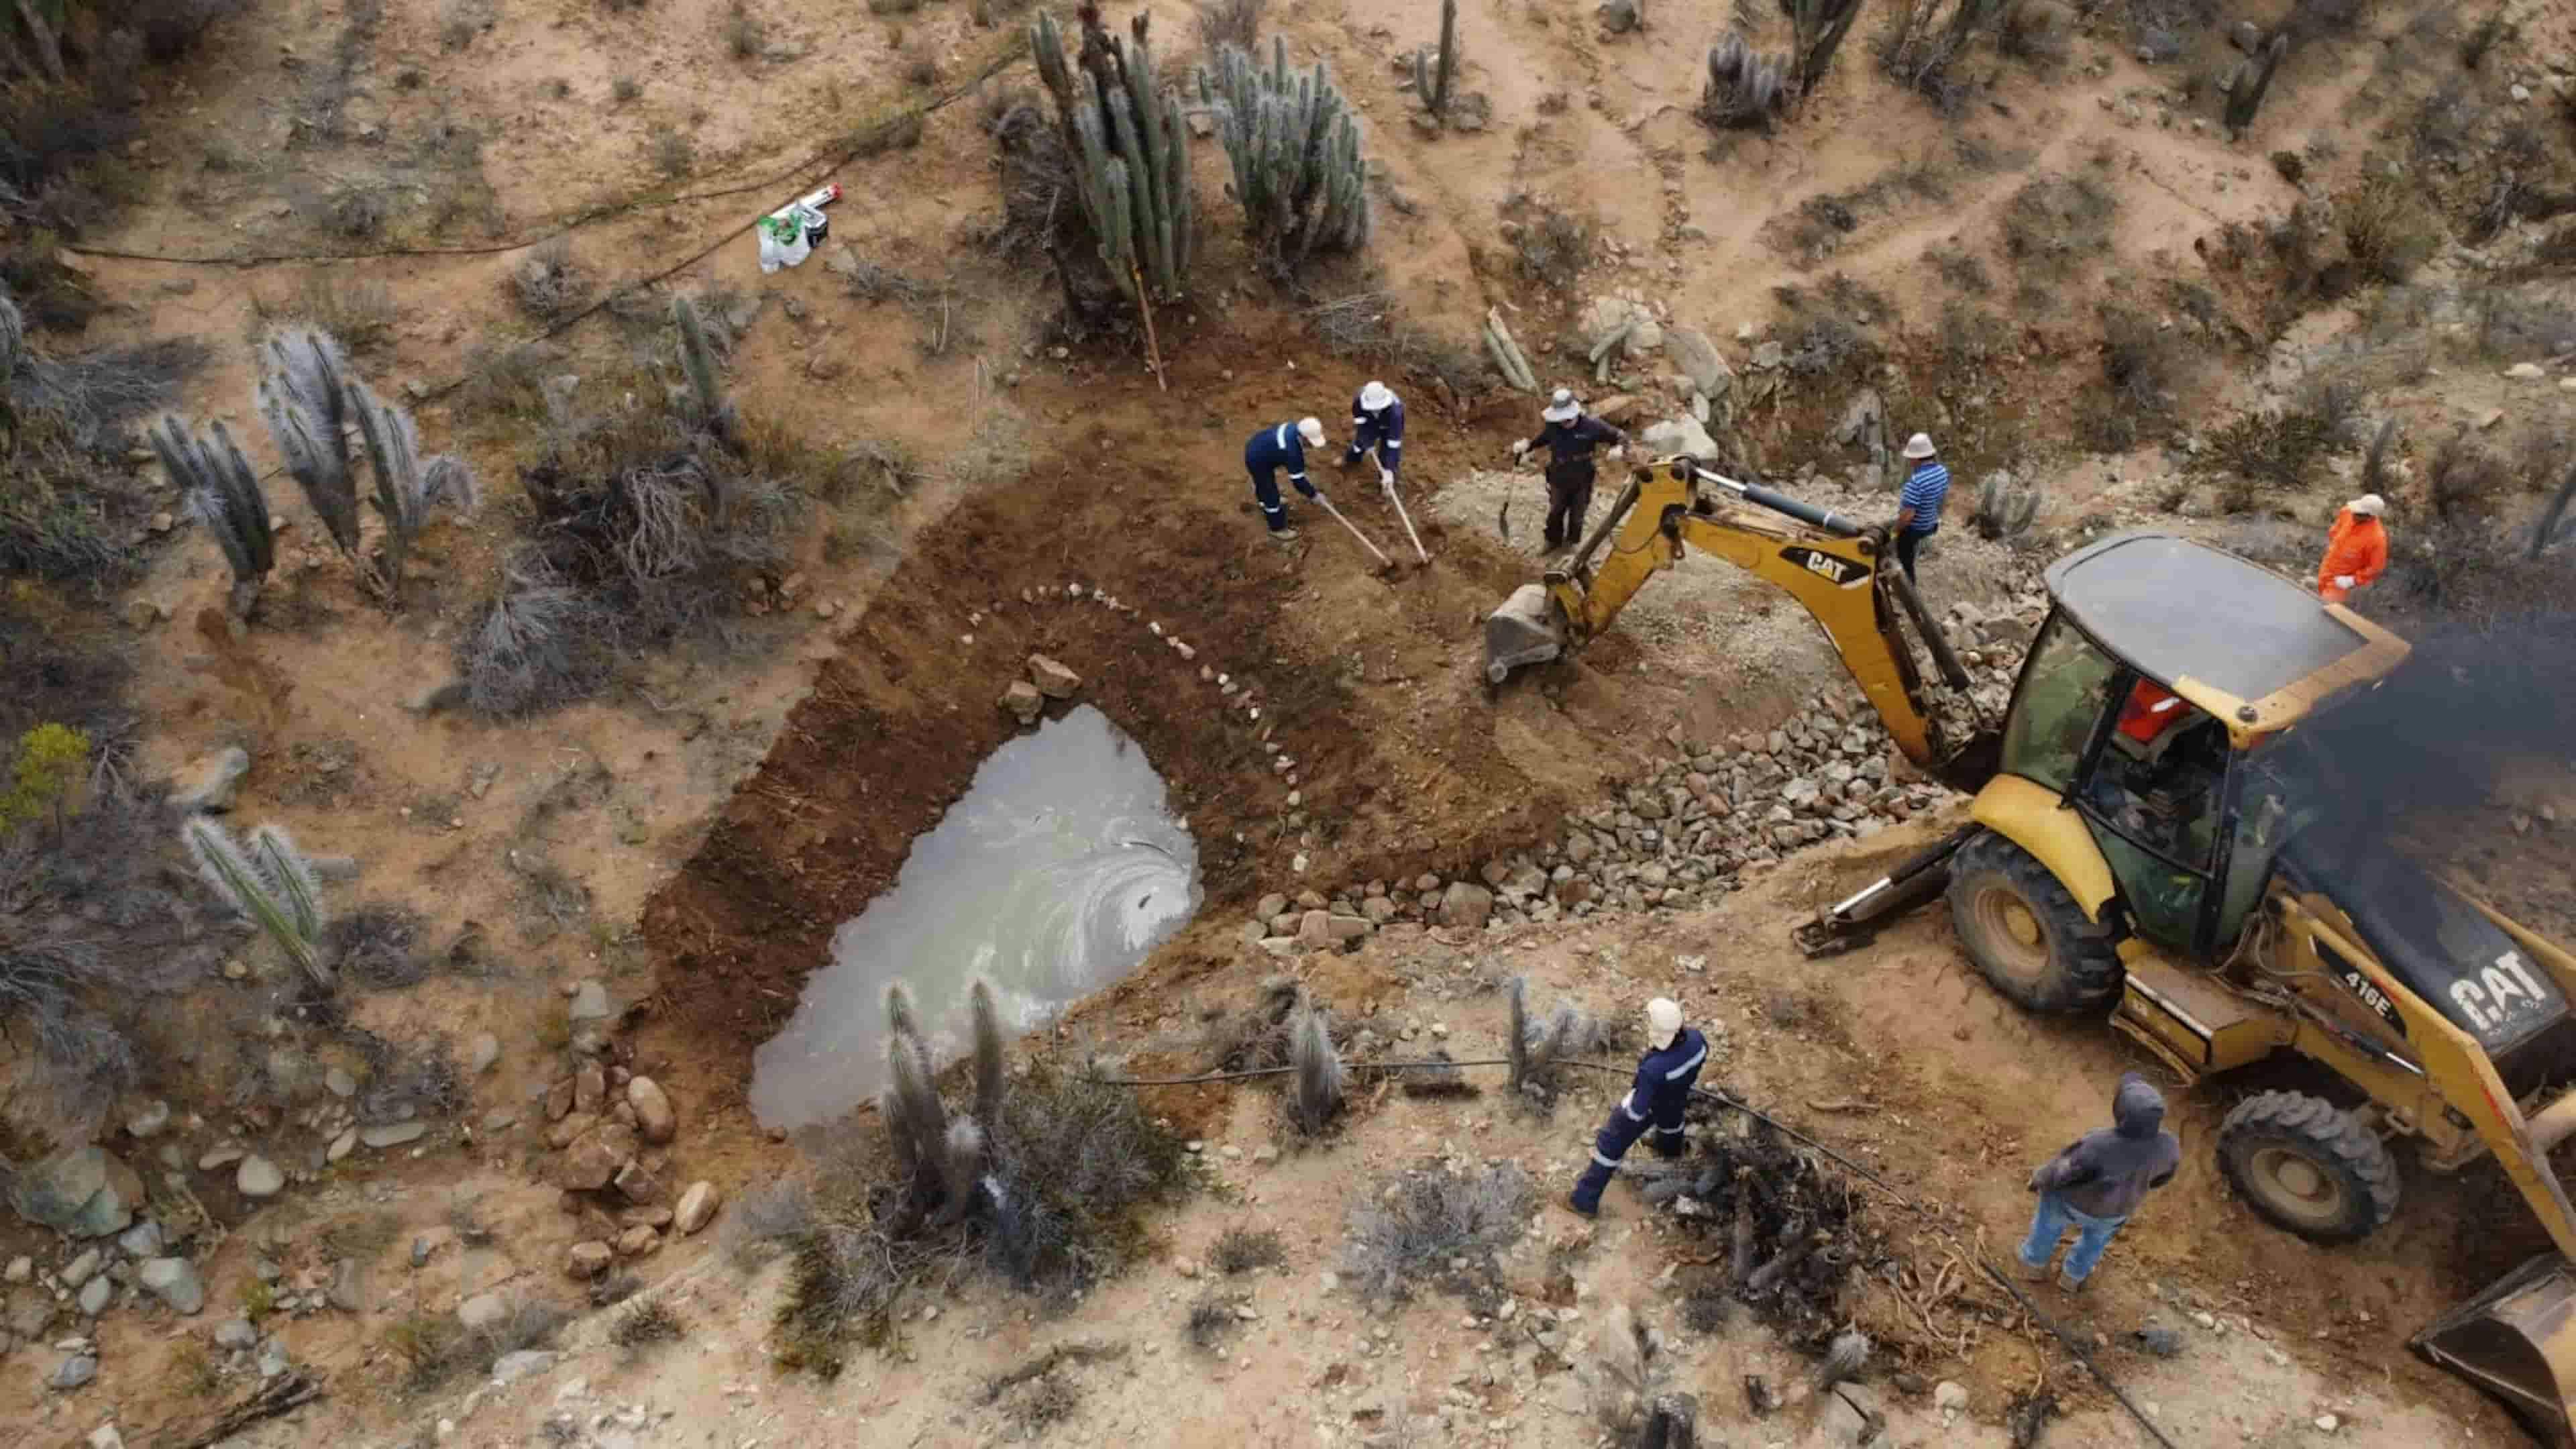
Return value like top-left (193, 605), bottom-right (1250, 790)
top-left (1891, 432), bottom-right (1951, 582)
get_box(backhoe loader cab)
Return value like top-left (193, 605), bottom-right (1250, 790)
top-left (1927, 533), bottom-right (2576, 1446)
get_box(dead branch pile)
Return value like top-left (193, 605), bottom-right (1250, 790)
top-left (1631, 1116), bottom-right (1876, 1350)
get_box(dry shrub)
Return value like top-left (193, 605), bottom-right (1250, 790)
top-left (2338, 173), bottom-right (2443, 286)
top-left (1513, 207), bottom-right (1594, 290)
top-left (1185, 1291), bottom-right (1237, 1351)
top-left (2427, 431), bottom-right (2513, 519)
top-left (1210, 1225), bottom-right (1286, 1275)
top-left (1195, 0), bottom-right (1265, 52)
top-left (1340, 1162), bottom-right (1534, 1302)
top-left (321, 902), bottom-right (427, 987)
top-left (454, 556), bottom-right (618, 718)
top-left (2002, 174), bottom-right (2116, 275)
top-left (609, 1298), bottom-right (686, 1350)
top-left (511, 238), bottom-right (594, 323)
top-left (2074, 307), bottom-right (2185, 453)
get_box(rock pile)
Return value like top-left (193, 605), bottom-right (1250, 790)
top-left (535, 981), bottom-right (720, 1277)
top-left (1254, 608), bottom-right (2036, 947)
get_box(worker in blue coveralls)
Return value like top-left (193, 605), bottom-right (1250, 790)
top-left (1568, 997), bottom-right (1708, 1217)
top-left (1341, 380), bottom-right (1405, 487)
top-left (1244, 416), bottom-right (1329, 541)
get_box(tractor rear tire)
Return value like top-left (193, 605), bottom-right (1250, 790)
top-left (1943, 830), bottom-right (2124, 1014)
top-left (2217, 1090), bottom-right (2400, 1243)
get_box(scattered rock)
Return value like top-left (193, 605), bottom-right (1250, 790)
top-left (1028, 653), bottom-right (1082, 700)
top-left (564, 1242), bottom-right (614, 1280)
top-left (566, 981), bottom-right (612, 1022)
top-left (90, 1425), bottom-right (125, 1449)
top-left (558, 1123), bottom-right (637, 1191)
top-left (1933, 1380), bottom-right (1969, 1417)
top-left (2, 1256), bottom-right (27, 1284)
top-left (612, 1159), bottom-right (663, 1205)
top-left (214, 1317), bottom-right (258, 1350)
top-left (492, 1348), bottom-right (558, 1383)
top-left (2134, 1322), bottom-right (2185, 1357)
top-left (2506, 362), bottom-right (2547, 380)
top-left (115, 1221), bottom-right (162, 1258)
top-left (458, 1293), bottom-right (507, 1332)
top-left (574, 1063), bottom-right (606, 1115)
top-left (467, 1032), bottom-right (500, 1075)
top-left (614, 1225), bottom-right (661, 1258)
top-left (326, 1130), bottom-right (357, 1164)
top-left (999, 680), bottom-right (1044, 725)
top-left (140, 1258), bottom-right (206, 1315)
top-left (78, 1276), bottom-right (112, 1316)
top-left (1596, 0), bottom-right (1641, 33)
top-left (674, 1181), bottom-right (720, 1235)
top-left (324, 1068), bottom-right (356, 1099)
top-left (50, 1354), bottom-right (98, 1391)
top-left (61, 1249), bottom-right (102, 1289)
top-left (124, 1101), bottom-right (171, 1140)
top-left (173, 747), bottom-right (251, 815)
top-left (626, 1077), bottom-right (676, 1145)
top-left (360, 1122), bottom-right (426, 1150)
top-left (12, 1148), bottom-right (148, 1238)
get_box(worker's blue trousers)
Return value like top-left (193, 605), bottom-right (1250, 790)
top-left (1570, 1093), bottom-right (1686, 1212)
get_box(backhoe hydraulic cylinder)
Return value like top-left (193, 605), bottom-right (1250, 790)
top-left (1692, 467), bottom-right (1862, 537)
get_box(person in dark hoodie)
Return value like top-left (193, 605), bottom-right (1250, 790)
top-left (2017, 1072), bottom-right (2182, 1292)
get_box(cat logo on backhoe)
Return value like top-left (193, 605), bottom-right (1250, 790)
top-left (1780, 546), bottom-right (1868, 588)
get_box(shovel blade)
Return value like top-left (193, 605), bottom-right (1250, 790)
top-left (1485, 584), bottom-right (1567, 685)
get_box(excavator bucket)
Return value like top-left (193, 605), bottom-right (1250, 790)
top-left (2415, 1253), bottom-right (2576, 1447)
top-left (1485, 584), bottom-right (1567, 684)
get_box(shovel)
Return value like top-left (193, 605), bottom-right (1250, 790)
top-left (1311, 492), bottom-right (1396, 572)
top-left (1379, 468), bottom-right (1431, 565)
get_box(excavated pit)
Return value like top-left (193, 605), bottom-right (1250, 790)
top-left (749, 706), bottom-right (1199, 1130)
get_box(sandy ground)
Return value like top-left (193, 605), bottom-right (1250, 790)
top-left (13, 0), bottom-right (2576, 1445)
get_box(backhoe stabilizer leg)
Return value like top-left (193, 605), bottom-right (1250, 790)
top-left (1792, 825), bottom-right (1982, 957)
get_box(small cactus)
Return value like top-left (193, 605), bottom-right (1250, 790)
top-left (670, 294), bottom-right (737, 446)
top-left (1788, 0), bottom-right (1868, 95)
top-left (2224, 33), bottom-right (2288, 138)
top-left (1701, 34), bottom-right (1789, 127)
top-left (1412, 0), bottom-right (1458, 121)
top-left (1972, 472), bottom-right (2041, 539)
top-left (1289, 988), bottom-right (1344, 1134)
top-left (154, 417), bottom-right (274, 590)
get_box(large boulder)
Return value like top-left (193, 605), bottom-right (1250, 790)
top-left (236, 1155), bottom-right (284, 1199)
top-left (11, 1148), bottom-right (146, 1238)
top-left (1664, 327), bottom-right (1733, 402)
top-left (1639, 417), bottom-right (1719, 460)
top-left (1437, 881), bottom-right (1495, 929)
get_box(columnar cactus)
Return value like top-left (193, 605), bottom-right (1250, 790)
top-left (1702, 34), bottom-right (1789, 126)
top-left (1413, 0), bottom-right (1458, 121)
top-left (1198, 37), bottom-right (1373, 270)
top-left (1788, 0), bottom-right (1867, 94)
top-left (153, 417), bottom-right (274, 590)
top-left (1032, 8), bottom-right (1196, 301)
top-left (2224, 33), bottom-right (2289, 139)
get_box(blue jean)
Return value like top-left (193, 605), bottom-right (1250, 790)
top-left (2019, 1191), bottom-right (2128, 1283)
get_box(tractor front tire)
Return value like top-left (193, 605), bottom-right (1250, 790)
top-left (2217, 1090), bottom-right (2400, 1243)
top-left (1943, 830), bottom-right (2124, 1014)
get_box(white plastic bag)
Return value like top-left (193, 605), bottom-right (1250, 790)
top-left (756, 209), bottom-right (816, 274)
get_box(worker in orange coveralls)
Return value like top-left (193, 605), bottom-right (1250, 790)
top-left (2316, 493), bottom-right (2389, 604)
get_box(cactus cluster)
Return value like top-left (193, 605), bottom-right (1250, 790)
top-left (1032, 8), bottom-right (1196, 302)
top-left (252, 327), bottom-right (476, 604)
top-left (1412, 0), bottom-right (1458, 122)
top-left (1972, 472), bottom-right (2041, 539)
top-left (1701, 34), bottom-right (1789, 126)
top-left (1198, 37), bottom-right (1371, 270)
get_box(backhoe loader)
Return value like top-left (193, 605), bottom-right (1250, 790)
top-left (1486, 460), bottom-right (2576, 1444)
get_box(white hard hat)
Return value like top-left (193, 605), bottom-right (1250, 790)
top-left (1902, 432), bottom-right (1938, 460)
top-left (1543, 388), bottom-right (1580, 424)
top-left (1297, 417), bottom-right (1326, 447)
top-left (1358, 380), bottom-right (1395, 412)
top-left (2349, 493), bottom-right (2385, 517)
top-left (1646, 998), bottom-right (1683, 1051)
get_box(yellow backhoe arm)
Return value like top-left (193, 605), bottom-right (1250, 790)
top-left (1487, 457), bottom-right (1970, 771)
